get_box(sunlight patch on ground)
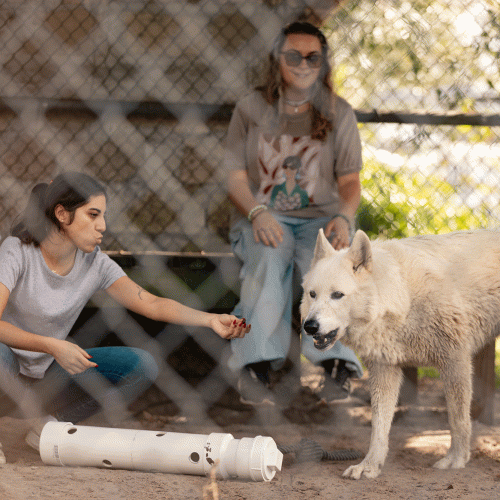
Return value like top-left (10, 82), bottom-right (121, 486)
top-left (475, 435), bottom-right (500, 462)
top-left (405, 430), bottom-right (451, 453)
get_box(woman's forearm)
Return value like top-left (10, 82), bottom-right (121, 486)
top-left (337, 173), bottom-right (361, 222)
top-left (105, 277), bottom-right (219, 326)
top-left (147, 297), bottom-right (216, 327)
top-left (0, 321), bottom-right (54, 354)
top-left (227, 170), bottom-right (260, 217)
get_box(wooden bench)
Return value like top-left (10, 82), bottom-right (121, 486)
top-left (93, 251), bottom-right (497, 425)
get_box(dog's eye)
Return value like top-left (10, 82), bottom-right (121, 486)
top-left (309, 290), bottom-right (316, 298)
top-left (331, 291), bottom-right (344, 300)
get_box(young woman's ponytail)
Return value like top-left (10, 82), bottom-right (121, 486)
top-left (11, 182), bottom-right (50, 246)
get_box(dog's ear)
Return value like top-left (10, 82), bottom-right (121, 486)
top-left (347, 230), bottom-right (373, 273)
top-left (312, 228), bottom-right (336, 264)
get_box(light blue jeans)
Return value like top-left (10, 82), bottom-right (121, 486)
top-left (0, 343), bottom-right (158, 423)
top-left (228, 213), bottom-right (363, 377)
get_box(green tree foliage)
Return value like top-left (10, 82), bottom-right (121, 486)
top-left (327, 0), bottom-right (500, 113)
top-left (321, 1), bottom-right (500, 237)
top-left (357, 157), bottom-right (492, 238)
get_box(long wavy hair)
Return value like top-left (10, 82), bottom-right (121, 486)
top-left (257, 21), bottom-right (335, 141)
top-left (11, 172), bottom-right (106, 246)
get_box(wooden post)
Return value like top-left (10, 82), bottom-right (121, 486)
top-left (472, 339), bottom-right (496, 425)
top-left (399, 338), bottom-right (497, 425)
top-left (399, 367), bottom-right (418, 405)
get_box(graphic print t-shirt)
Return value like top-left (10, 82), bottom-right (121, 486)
top-left (256, 132), bottom-right (321, 211)
top-left (223, 91), bottom-right (363, 220)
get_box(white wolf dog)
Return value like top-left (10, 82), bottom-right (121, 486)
top-left (301, 228), bottom-right (500, 479)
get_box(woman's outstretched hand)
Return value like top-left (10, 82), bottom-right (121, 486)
top-left (45, 338), bottom-right (98, 375)
top-left (209, 314), bottom-right (251, 340)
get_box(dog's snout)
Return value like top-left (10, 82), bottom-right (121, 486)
top-left (303, 319), bottom-right (319, 335)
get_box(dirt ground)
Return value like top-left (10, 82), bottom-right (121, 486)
top-left (1, 367), bottom-right (500, 500)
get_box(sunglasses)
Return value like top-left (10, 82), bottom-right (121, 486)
top-left (281, 50), bottom-right (322, 68)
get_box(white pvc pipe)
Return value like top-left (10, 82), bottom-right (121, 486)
top-left (39, 422), bottom-right (283, 482)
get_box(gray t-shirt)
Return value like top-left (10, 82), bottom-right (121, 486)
top-left (0, 236), bottom-right (126, 378)
top-left (224, 91), bottom-right (362, 221)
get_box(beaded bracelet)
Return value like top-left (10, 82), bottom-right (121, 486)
top-left (247, 204), bottom-right (268, 222)
top-left (332, 213), bottom-right (351, 230)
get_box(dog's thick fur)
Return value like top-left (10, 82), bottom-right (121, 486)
top-left (301, 228), bottom-right (500, 479)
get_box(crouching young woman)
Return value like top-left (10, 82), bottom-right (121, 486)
top-left (0, 172), bottom-right (250, 462)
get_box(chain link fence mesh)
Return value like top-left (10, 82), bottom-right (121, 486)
top-left (0, 0), bottom-right (499, 430)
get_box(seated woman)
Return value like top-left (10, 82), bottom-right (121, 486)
top-left (0, 172), bottom-right (250, 462)
top-left (224, 21), bottom-right (363, 406)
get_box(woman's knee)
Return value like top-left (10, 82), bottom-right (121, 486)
top-left (245, 246), bottom-right (295, 281)
top-left (0, 342), bottom-right (20, 377)
top-left (0, 344), bottom-right (21, 416)
top-left (129, 348), bottom-right (159, 384)
top-left (114, 347), bottom-right (159, 385)
top-left (86, 346), bottom-right (159, 385)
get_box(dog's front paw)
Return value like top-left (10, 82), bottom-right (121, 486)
top-left (343, 460), bottom-right (382, 480)
top-left (433, 451), bottom-right (470, 470)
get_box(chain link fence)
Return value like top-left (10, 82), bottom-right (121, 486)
top-left (1, 0), bottom-right (499, 430)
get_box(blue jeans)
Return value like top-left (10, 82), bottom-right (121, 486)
top-left (0, 343), bottom-right (158, 423)
top-left (228, 214), bottom-right (363, 376)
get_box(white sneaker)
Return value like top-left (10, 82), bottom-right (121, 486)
top-left (25, 415), bottom-right (58, 452)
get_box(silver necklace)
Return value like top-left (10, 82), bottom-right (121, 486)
top-left (285, 98), bottom-right (309, 113)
